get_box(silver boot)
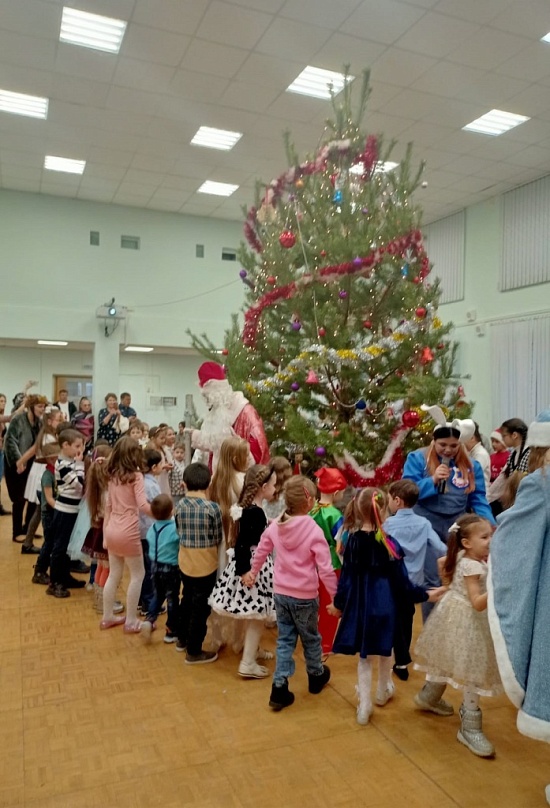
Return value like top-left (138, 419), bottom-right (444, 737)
top-left (93, 584), bottom-right (103, 613)
top-left (414, 681), bottom-right (454, 716)
top-left (457, 705), bottom-right (495, 758)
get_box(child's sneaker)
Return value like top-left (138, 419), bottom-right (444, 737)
top-left (175, 640), bottom-right (186, 652)
top-left (164, 632), bottom-right (177, 644)
top-left (375, 681), bottom-right (395, 707)
top-left (65, 575), bottom-right (86, 589)
top-left (46, 583), bottom-right (70, 598)
top-left (113, 601), bottom-right (125, 614)
top-left (32, 570), bottom-right (50, 585)
top-left (185, 651), bottom-right (218, 665)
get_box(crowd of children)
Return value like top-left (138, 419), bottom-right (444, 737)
top-left (5, 399), bottom-right (550, 799)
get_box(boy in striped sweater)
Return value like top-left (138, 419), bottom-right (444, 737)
top-left (46, 429), bottom-right (86, 599)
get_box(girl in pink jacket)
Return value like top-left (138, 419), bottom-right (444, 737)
top-left (244, 476), bottom-right (337, 711)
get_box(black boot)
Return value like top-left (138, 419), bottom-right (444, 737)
top-left (269, 680), bottom-right (295, 712)
top-left (308, 664), bottom-right (331, 694)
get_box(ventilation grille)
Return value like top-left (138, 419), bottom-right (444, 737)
top-left (149, 395), bottom-right (177, 407)
top-left (121, 235), bottom-right (140, 250)
top-left (221, 247), bottom-right (237, 261)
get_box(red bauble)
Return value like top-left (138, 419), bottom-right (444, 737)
top-left (413, 276), bottom-right (421, 284)
top-left (437, 342), bottom-right (445, 350)
top-left (420, 347), bottom-right (434, 365)
top-left (330, 173), bottom-right (338, 187)
top-left (318, 327), bottom-right (326, 337)
top-left (363, 320), bottom-right (373, 329)
top-left (415, 307), bottom-right (427, 319)
top-left (395, 370), bottom-right (404, 378)
top-left (279, 230), bottom-right (296, 249)
top-left (266, 275), bottom-right (276, 285)
top-left (221, 349), bottom-right (229, 356)
top-left (320, 250), bottom-right (327, 257)
top-left (402, 410), bottom-right (420, 428)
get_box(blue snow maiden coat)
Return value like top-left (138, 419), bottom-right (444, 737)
top-left (488, 468), bottom-right (550, 742)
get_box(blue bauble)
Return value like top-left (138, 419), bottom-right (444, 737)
top-left (401, 263), bottom-right (409, 278)
top-left (356, 398), bottom-right (367, 410)
top-left (332, 190), bottom-right (343, 204)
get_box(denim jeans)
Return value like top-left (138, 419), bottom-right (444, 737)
top-left (147, 562), bottom-right (181, 634)
top-left (138, 539), bottom-right (156, 614)
top-left (273, 594), bottom-right (323, 687)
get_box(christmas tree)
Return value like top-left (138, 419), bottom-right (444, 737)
top-left (190, 69), bottom-right (471, 485)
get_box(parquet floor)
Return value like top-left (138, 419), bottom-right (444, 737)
top-left (1, 485), bottom-right (547, 808)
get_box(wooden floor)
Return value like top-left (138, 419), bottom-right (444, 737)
top-left (1, 488), bottom-right (547, 808)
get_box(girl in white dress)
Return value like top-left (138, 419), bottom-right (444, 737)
top-left (414, 514), bottom-right (501, 758)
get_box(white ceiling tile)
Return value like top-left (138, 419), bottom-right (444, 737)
top-left (0, 164), bottom-right (42, 181)
top-left (123, 169), bottom-right (166, 187)
top-left (87, 147), bottom-right (135, 168)
top-left (340, 0), bottom-right (426, 45)
top-left (0, 61), bottom-right (53, 96)
top-left (170, 70), bottom-right (230, 103)
top-left (55, 43), bottom-right (118, 83)
top-left (122, 24), bottom-right (190, 67)
top-left (172, 156), bottom-right (218, 179)
top-left (113, 59), bottom-right (176, 94)
top-left (371, 48), bottom-right (438, 87)
top-left (379, 89), bottom-right (442, 120)
top-left (0, 0), bottom-right (60, 37)
top-left (412, 62), bottom-right (529, 106)
top-left (434, 0), bottom-right (515, 25)
top-left (131, 0), bottom-right (210, 35)
top-left (255, 17), bottom-right (331, 60)
top-left (395, 12), bottom-right (480, 57)
top-left (442, 155), bottom-right (496, 176)
top-left (363, 111), bottom-right (415, 137)
top-left (106, 86), bottom-right (161, 116)
top-left (85, 163), bottom-right (127, 181)
top-left (364, 81), bottom-right (404, 112)
top-left (0, 30), bottom-right (56, 71)
top-left (467, 137), bottom-right (526, 161)
top-left (220, 80), bottom-right (281, 113)
top-left (0, 148), bottom-right (43, 168)
top-left (78, 178), bottom-right (121, 195)
top-left (446, 27), bottom-right (531, 71)
top-left (50, 74), bottom-right (110, 107)
top-left (180, 39), bottom-right (249, 77)
top-left (161, 175), bottom-right (204, 192)
top-left (72, 0), bottom-right (136, 18)
top-left (1, 177), bottom-right (41, 193)
top-left (311, 33), bottom-right (386, 73)
top-left (491, 0), bottom-right (550, 39)
top-left (496, 44), bottom-right (550, 82)
top-left (224, 0), bottom-right (285, 11)
top-left (76, 187), bottom-right (115, 202)
top-left (265, 92), bottom-right (327, 124)
top-left (451, 175), bottom-right (504, 193)
top-left (234, 52), bottom-right (303, 88)
top-left (113, 192), bottom-right (155, 206)
top-left (507, 145), bottom-right (550, 168)
top-left (196, 1), bottom-right (272, 49)
top-left (280, 0), bottom-right (363, 29)
top-left (147, 188), bottom-right (192, 205)
top-left (511, 84), bottom-right (550, 115)
top-left (399, 122), bottom-right (456, 149)
top-left (130, 154), bottom-right (176, 174)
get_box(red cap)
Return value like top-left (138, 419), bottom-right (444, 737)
top-left (198, 361), bottom-right (226, 387)
top-left (314, 467), bottom-right (347, 493)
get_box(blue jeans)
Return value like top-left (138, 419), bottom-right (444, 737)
top-left (273, 594), bottom-right (323, 687)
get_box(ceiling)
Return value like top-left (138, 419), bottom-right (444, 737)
top-left (2, 0), bottom-right (550, 225)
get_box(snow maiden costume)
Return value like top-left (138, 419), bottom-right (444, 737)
top-left (488, 411), bottom-right (550, 804)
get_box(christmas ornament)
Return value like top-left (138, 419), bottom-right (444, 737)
top-left (353, 256), bottom-right (362, 267)
top-left (416, 307), bottom-right (427, 319)
top-left (267, 275), bottom-right (276, 285)
top-left (395, 370), bottom-right (404, 378)
top-left (221, 349), bottom-right (229, 356)
top-left (305, 369), bottom-right (319, 385)
top-left (315, 446), bottom-right (326, 457)
top-left (421, 181), bottom-right (428, 188)
top-left (317, 327), bottom-right (326, 337)
top-left (279, 230), bottom-right (296, 249)
top-left (363, 320), bottom-right (373, 329)
top-left (361, 207), bottom-right (369, 214)
top-left (239, 269), bottom-right (247, 279)
top-left (413, 276), bottom-right (421, 284)
top-left (291, 320), bottom-right (301, 331)
top-left (401, 264), bottom-right (409, 278)
top-left (320, 250), bottom-right (327, 257)
top-left (330, 173), bottom-right (338, 187)
top-left (332, 190), bottom-right (342, 204)
top-left (295, 178), bottom-right (304, 189)
top-left (338, 290), bottom-right (348, 299)
top-left (291, 382), bottom-right (300, 392)
top-left (355, 399), bottom-right (367, 411)
top-left (402, 410), bottom-right (420, 428)
top-left (458, 385), bottom-right (465, 397)
top-left (420, 347), bottom-right (434, 365)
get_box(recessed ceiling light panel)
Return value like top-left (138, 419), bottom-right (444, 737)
top-left (124, 346), bottom-right (154, 352)
top-left (191, 126), bottom-right (242, 151)
top-left (197, 180), bottom-right (239, 197)
top-left (286, 66), bottom-right (354, 100)
top-left (541, 32), bottom-right (550, 43)
top-left (462, 109), bottom-right (530, 136)
top-left (0, 89), bottom-right (49, 119)
top-left (60, 6), bottom-right (127, 54)
top-left (44, 155), bottom-right (86, 174)
top-left (37, 340), bottom-right (68, 346)
top-left (349, 161), bottom-right (398, 175)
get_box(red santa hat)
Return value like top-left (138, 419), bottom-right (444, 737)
top-left (314, 467), bottom-right (348, 493)
top-left (490, 428), bottom-right (506, 447)
top-left (198, 361), bottom-right (226, 387)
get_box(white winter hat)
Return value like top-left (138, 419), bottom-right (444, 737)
top-left (421, 404), bottom-right (476, 444)
top-left (526, 410), bottom-right (550, 448)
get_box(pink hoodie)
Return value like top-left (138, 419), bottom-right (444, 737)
top-left (250, 514), bottom-right (337, 601)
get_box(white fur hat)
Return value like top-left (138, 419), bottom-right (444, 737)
top-left (421, 404), bottom-right (476, 444)
top-left (526, 410), bottom-right (550, 448)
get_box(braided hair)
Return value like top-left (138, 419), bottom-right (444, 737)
top-left (501, 418), bottom-right (528, 476)
top-left (228, 463), bottom-right (274, 547)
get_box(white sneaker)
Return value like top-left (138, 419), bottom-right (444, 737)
top-left (238, 661), bottom-right (269, 679)
top-left (375, 681), bottom-right (395, 707)
top-left (140, 621), bottom-right (154, 644)
top-left (113, 601), bottom-right (125, 614)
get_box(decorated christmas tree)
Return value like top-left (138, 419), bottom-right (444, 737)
top-left (190, 70), bottom-right (471, 485)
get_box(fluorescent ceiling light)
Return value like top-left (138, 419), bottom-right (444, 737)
top-left (0, 88), bottom-right (48, 119)
top-left (37, 340), bottom-right (68, 346)
top-left (462, 109), bottom-right (530, 136)
top-left (44, 155), bottom-right (86, 174)
top-left (541, 32), bottom-right (550, 43)
top-left (60, 6), bottom-right (127, 54)
top-left (124, 346), bottom-right (154, 353)
top-left (349, 161), bottom-right (398, 175)
top-left (191, 126), bottom-right (242, 151)
top-left (197, 180), bottom-right (239, 197)
top-left (286, 66), bottom-right (354, 100)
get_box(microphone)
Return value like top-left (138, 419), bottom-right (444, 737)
top-left (438, 456), bottom-right (450, 494)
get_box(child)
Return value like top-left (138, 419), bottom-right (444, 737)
top-left (71, 397), bottom-right (95, 454)
top-left (209, 436), bottom-right (248, 575)
top-left (262, 456), bottom-right (292, 521)
top-left (384, 479), bottom-right (447, 680)
top-left (489, 428), bottom-right (509, 482)
top-left (46, 429), bottom-right (86, 598)
top-left (101, 437), bottom-right (152, 632)
top-left (141, 494), bottom-right (180, 644)
top-left (244, 476), bottom-right (336, 709)
top-left (148, 426), bottom-right (171, 495)
top-left (169, 443), bottom-right (186, 508)
top-left (175, 462), bottom-right (223, 664)
top-left (328, 489), bottom-right (443, 725)
top-left (32, 443), bottom-right (59, 585)
top-left (138, 448), bottom-right (164, 617)
top-left (209, 464), bottom-right (276, 679)
top-left (80, 444), bottom-right (124, 615)
top-left (128, 420), bottom-right (145, 444)
top-left (414, 514), bottom-right (501, 758)
top-left (310, 467), bottom-right (347, 654)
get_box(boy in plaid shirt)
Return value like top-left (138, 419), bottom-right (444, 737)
top-left (175, 463), bottom-right (222, 664)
